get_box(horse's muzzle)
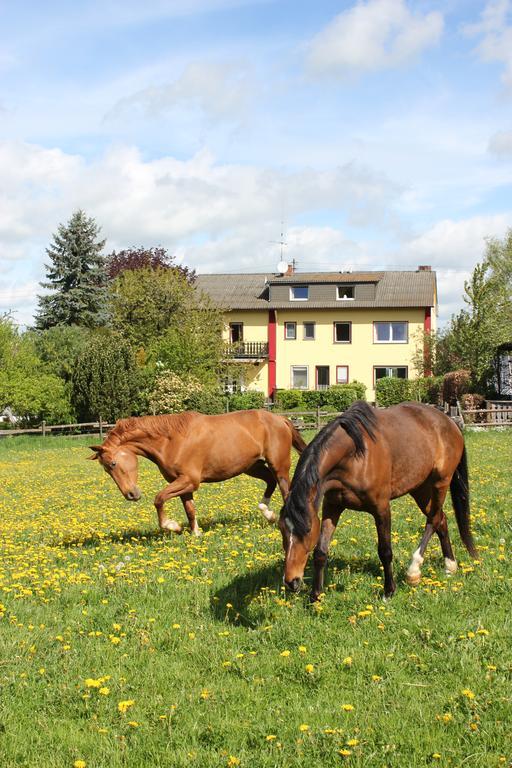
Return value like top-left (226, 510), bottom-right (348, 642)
top-left (126, 487), bottom-right (142, 501)
top-left (284, 577), bottom-right (302, 593)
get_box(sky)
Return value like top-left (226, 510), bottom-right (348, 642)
top-left (1, 0), bottom-right (512, 327)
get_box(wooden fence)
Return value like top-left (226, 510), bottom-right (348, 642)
top-left (460, 400), bottom-right (512, 428)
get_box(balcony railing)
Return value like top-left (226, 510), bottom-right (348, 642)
top-left (224, 341), bottom-right (269, 360)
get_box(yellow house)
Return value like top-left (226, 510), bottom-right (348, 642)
top-left (196, 266), bottom-right (437, 402)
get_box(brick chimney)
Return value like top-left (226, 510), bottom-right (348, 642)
top-left (417, 265), bottom-right (431, 271)
top-left (285, 263), bottom-right (294, 276)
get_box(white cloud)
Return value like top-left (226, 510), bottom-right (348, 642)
top-left (464, 0), bottom-right (512, 91)
top-left (306, 0), bottom-right (443, 77)
top-left (488, 129), bottom-right (512, 157)
top-left (108, 61), bottom-right (253, 125)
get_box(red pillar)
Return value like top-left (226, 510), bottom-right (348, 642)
top-left (424, 307), bottom-right (432, 376)
top-left (268, 310), bottom-right (277, 398)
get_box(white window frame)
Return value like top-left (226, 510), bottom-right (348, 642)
top-left (284, 322), bottom-right (297, 340)
top-left (374, 366), bottom-right (408, 385)
top-left (303, 321), bottom-right (315, 340)
top-left (336, 285), bottom-right (355, 300)
top-left (336, 365), bottom-right (349, 384)
top-left (291, 366), bottom-right (309, 389)
top-left (374, 321), bottom-right (408, 344)
top-left (290, 285), bottom-right (309, 301)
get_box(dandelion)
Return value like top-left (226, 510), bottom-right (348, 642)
top-left (85, 678), bottom-right (101, 688)
top-left (298, 645), bottom-right (307, 653)
top-left (346, 739), bottom-right (358, 746)
top-left (339, 749), bottom-right (352, 756)
top-left (266, 734), bottom-right (277, 741)
top-left (128, 721), bottom-right (139, 727)
top-left (342, 657), bottom-right (353, 667)
top-left (342, 704), bottom-right (354, 712)
top-left (432, 753), bottom-right (441, 760)
top-left (280, 650), bottom-right (291, 657)
top-left (73, 761), bottom-right (86, 768)
top-left (305, 664), bottom-right (314, 673)
top-left (227, 757), bottom-right (240, 766)
top-left (461, 688), bottom-right (475, 700)
top-left (118, 699), bottom-right (135, 714)
top-left (371, 675), bottom-right (382, 682)
top-left (99, 687), bottom-right (110, 696)
top-left (299, 724), bottom-right (310, 732)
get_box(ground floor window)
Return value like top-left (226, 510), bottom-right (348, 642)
top-left (291, 366), bottom-right (308, 389)
top-left (374, 366), bottom-right (408, 385)
top-left (336, 365), bottom-right (349, 384)
top-left (316, 366), bottom-right (329, 389)
top-left (223, 373), bottom-right (245, 394)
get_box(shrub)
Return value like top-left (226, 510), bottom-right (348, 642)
top-left (461, 393), bottom-right (487, 424)
top-left (187, 388), bottom-right (225, 415)
top-left (323, 385), bottom-right (360, 411)
top-left (375, 377), bottom-right (410, 407)
top-left (348, 380), bottom-right (367, 400)
top-left (275, 389), bottom-right (304, 410)
top-left (423, 375), bottom-right (444, 405)
top-left (228, 391), bottom-right (266, 411)
top-left (442, 370), bottom-right (471, 404)
top-left (301, 390), bottom-right (324, 409)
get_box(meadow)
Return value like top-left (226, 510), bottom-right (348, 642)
top-left (0, 430), bottom-right (510, 768)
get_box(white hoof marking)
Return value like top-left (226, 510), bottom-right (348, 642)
top-left (445, 557), bottom-right (457, 575)
top-left (161, 519), bottom-right (183, 533)
top-left (406, 548), bottom-right (424, 585)
top-left (258, 499), bottom-right (276, 524)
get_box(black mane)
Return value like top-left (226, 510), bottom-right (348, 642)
top-left (284, 401), bottom-right (377, 538)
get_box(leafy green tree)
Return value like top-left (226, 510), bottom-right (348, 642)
top-left (0, 317), bottom-right (73, 424)
top-left (108, 267), bottom-right (191, 349)
top-left (31, 325), bottom-right (92, 381)
top-left (71, 331), bottom-right (138, 422)
top-left (36, 210), bottom-right (108, 329)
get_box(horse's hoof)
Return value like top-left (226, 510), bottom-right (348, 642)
top-left (444, 558), bottom-right (457, 575)
top-left (406, 572), bottom-right (421, 587)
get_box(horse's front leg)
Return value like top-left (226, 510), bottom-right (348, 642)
top-left (154, 476), bottom-right (197, 533)
top-left (373, 504), bottom-right (395, 599)
top-left (311, 499), bottom-right (342, 603)
top-left (180, 492), bottom-right (201, 536)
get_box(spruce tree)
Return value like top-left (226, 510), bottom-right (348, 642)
top-left (35, 210), bottom-right (108, 329)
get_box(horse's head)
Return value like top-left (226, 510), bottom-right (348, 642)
top-left (89, 445), bottom-right (142, 501)
top-left (278, 486), bottom-right (320, 593)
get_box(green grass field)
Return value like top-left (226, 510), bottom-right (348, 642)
top-left (0, 430), bottom-right (510, 767)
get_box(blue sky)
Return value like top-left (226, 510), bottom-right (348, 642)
top-left (1, 0), bottom-right (512, 326)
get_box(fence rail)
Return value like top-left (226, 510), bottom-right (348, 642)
top-left (461, 400), bottom-right (512, 427)
top-left (0, 420), bottom-right (115, 439)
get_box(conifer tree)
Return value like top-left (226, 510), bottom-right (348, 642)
top-left (35, 210), bottom-right (108, 329)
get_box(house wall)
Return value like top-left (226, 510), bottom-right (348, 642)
top-left (223, 307), bottom-right (429, 400)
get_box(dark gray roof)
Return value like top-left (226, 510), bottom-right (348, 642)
top-left (196, 270), bottom-right (436, 310)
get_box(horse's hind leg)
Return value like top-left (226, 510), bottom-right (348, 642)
top-left (408, 482), bottom-right (456, 586)
top-left (180, 493), bottom-right (201, 537)
top-left (245, 461), bottom-right (277, 524)
top-left (311, 494), bottom-right (343, 603)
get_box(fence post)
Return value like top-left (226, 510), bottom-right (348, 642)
top-left (99, 417), bottom-right (103, 440)
top-left (316, 405), bottom-right (320, 430)
top-left (41, 420), bottom-right (46, 437)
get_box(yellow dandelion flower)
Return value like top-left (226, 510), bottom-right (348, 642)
top-left (298, 645), bottom-right (307, 653)
top-left (84, 678), bottom-right (101, 688)
top-left (98, 687), bottom-right (110, 696)
top-left (305, 664), bottom-right (314, 673)
top-left (339, 749), bottom-right (352, 756)
top-left (371, 675), bottom-right (382, 682)
top-left (342, 656), bottom-right (353, 667)
top-left (128, 721), bottom-right (139, 727)
top-left (347, 739), bottom-right (359, 746)
top-left (73, 761), bottom-right (86, 768)
top-left (342, 704), bottom-right (354, 711)
top-left (461, 689), bottom-right (475, 699)
top-left (432, 753), bottom-right (442, 760)
top-left (299, 723), bottom-right (310, 732)
top-left (118, 699), bottom-right (135, 714)
top-left (266, 734), bottom-right (277, 741)
top-left (280, 650), bottom-right (291, 657)
top-left (227, 757), bottom-right (240, 767)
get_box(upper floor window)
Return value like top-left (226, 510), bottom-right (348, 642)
top-left (337, 285), bottom-right (355, 300)
top-left (229, 322), bottom-right (243, 343)
top-left (290, 285), bottom-right (309, 301)
top-left (374, 321), bottom-right (408, 343)
top-left (303, 322), bottom-right (315, 340)
top-left (284, 321), bottom-right (296, 340)
top-left (333, 322), bottom-right (351, 343)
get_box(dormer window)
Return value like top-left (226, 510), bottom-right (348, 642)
top-left (337, 285), bottom-right (354, 300)
top-left (290, 285), bottom-right (309, 301)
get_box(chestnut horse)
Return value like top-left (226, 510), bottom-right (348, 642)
top-left (89, 410), bottom-right (306, 535)
top-left (279, 401), bottom-right (476, 601)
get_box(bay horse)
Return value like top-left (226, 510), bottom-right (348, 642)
top-left (279, 401), bottom-right (477, 601)
top-left (89, 410), bottom-right (306, 535)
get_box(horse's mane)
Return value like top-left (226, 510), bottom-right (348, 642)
top-left (284, 401), bottom-right (378, 538)
top-left (104, 412), bottom-right (197, 447)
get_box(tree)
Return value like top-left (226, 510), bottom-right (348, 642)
top-left (108, 267), bottom-right (202, 350)
top-left (31, 325), bottom-right (92, 381)
top-left (71, 331), bottom-right (138, 422)
top-left (35, 210), bottom-right (108, 329)
top-left (106, 246), bottom-right (195, 283)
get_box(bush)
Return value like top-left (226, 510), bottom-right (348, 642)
top-left (187, 388), bottom-right (225, 415)
top-left (323, 385), bottom-right (360, 411)
top-left (375, 377), bottom-right (410, 407)
top-left (348, 380), bottom-right (367, 400)
top-left (301, 390), bottom-right (324, 409)
top-left (442, 370), bottom-right (471, 404)
top-left (423, 375), bottom-right (444, 405)
top-left (274, 389), bottom-right (304, 410)
top-left (228, 391), bottom-right (266, 411)
top-left (461, 393), bottom-right (487, 424)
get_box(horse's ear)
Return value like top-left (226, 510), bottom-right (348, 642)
top-left (88, 445), bottom-right (104, 460)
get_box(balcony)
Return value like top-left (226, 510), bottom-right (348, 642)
top-left (223, 341), bottom-right (269, 361)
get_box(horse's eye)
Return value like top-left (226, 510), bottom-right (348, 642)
top-left (110, 461), bottom-right (117, 468)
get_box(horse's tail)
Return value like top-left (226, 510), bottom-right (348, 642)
top-left (450, 444), bottom-right (477, 558)
top-left (283, 418), bottom-right (308, 453)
